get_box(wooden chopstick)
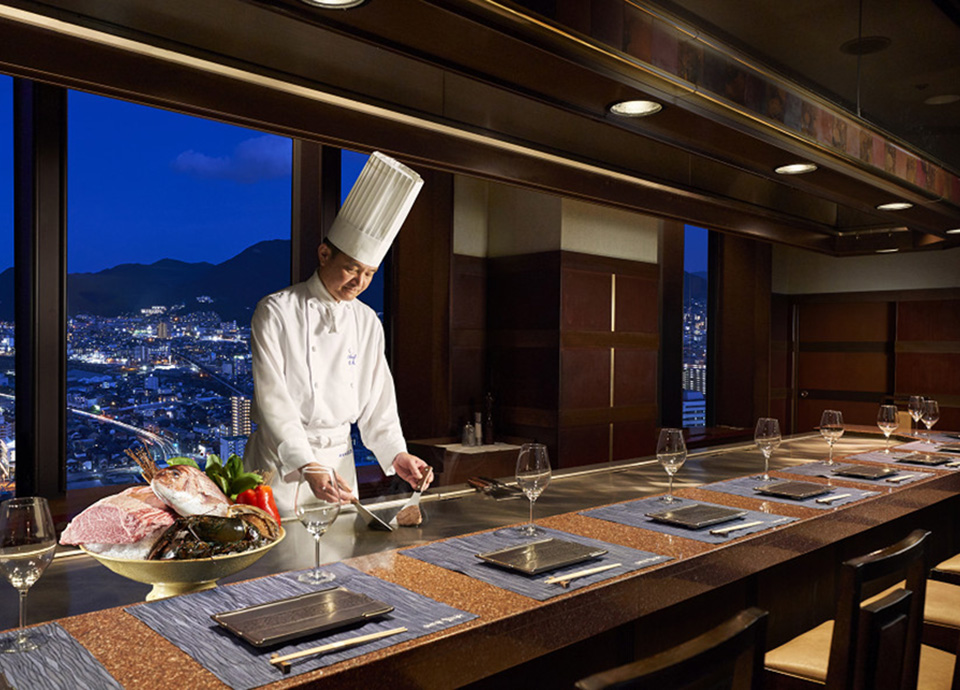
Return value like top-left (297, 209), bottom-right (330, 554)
top-left (269, 627), bottom-right (407, 673)
top-left (544, 562), bottom-right (622, 587)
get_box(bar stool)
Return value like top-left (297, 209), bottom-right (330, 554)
top-left (764, 529), bottom-right (955, 690)
top-left (575, 607), bottom-right (768, 690)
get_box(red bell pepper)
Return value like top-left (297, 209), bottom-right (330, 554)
top-left (236, 485), bottom-right (281, 524)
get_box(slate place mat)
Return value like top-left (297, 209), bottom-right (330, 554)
top-left (402, 527), bottom-right (670, 601)
top-left (845, 449), bottom-right (960, 469)
top-left (0, 623), bottom-right (122, 690)
top-left (580, 496), bottom-right (796, 543)
top-left (894, 439), bottom-right (960, 455)
top-left (700, 476), bottom-right (878, 508)
top-left (783, 461), bottom-right (931, 486)
top-left (127, 563), bottom-right (476, 690)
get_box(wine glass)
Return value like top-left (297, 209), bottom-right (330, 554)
top-left (908, 396), bottom-right (923, 434)
top-left (819, 410), bottom-right (844, 465)
top-left (0, 497), bottom-right (57, 653)
top-left (515, 443), bottom-right (551, 536)
top-left (295, 465), bottom-right (342, 585)
top-left (877, 404), bottom-right (899, 453)
top-left (754, 418), bottom-right (781, 481)
top-left (657, 429), bottom-right (687, 503)
top-left (921, 399), bottom-right (940, 438)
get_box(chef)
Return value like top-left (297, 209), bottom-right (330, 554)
top-left (245, 151), bottom-right (433, 515)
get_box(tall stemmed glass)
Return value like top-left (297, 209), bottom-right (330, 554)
top-left (754, 418), bottom-right (781, 481)
top-left (908, 396), bottom-right (924, 435)
top-left (921, 400), bottom-right (940, 439)
top-left (515, 443), bottom-right (551, 536)
top-left (657, 429), bottom-right (687, 503)
top-left (0, 497), bottom-right (57, 653)
top-left (877, 405), bottom-right (899, 453)
top-left (295, 465), bottom-right (342, 585)
top-left (819, 410), bottom-right (844, 465)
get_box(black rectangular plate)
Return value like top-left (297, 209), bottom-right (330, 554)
top-left (831, 464), bottom-right (897, 480)
top-left (898, 453), bottom-right (949, 466)
top-left (754, 480), bottom-right (831, 500)
top-left (476, 538), bottom-right (607, 576)
top-left (645, 503), bottom-right (748, 529)
top-left (211, 587), bottom-right (394, 648)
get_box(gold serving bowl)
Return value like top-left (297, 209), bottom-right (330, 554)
top-left (81, 527), bottom-right (285, 601)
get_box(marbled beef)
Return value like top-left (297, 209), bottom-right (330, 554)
top-left (60, 486), bottom-right (176, 546)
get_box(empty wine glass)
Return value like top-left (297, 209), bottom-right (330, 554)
top-left (819, 410), bottom-right (844, 465)
top-left (0, 497), bottom-right (57, 653)
top-left (754, 418), bottom-right (781, 481)
top-left (877, 404), bottom-right (899, 453)
top-left (515, 443), bottom-right (551, 536)
top-left (921, 399), bottom-right (940, 438)
top-left (295, 465), bottom-right (342, 585)
top-left (657, 429), bottom-right (687, 503)
top-left (908, 396), bottom-right (923, 434)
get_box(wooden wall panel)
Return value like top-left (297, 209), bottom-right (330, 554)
top-left (797, 400), bottom-right (885, 435)
top-left (612, 419), bottom-right (658, 461)
top-left (897, 299), bottom-right (960, 342)
top-left (615, 271), bottom-right (659, 334)
top-left (896, 353), bottom-right (960, 398)
top-left (562, 269), bottom-right (611, 332)
top-left (450, 254), bottom-right (487, 430)
top-left (614, 349), bottom-right (658, 406)
top-left (557, 423), bottom-right (610, 467)
top-left (797, 352), bottom-right (890, 392)
top-left (798, 302), bottom-right (891, 342)
top-left (560, 348), bottom-right (611, 409)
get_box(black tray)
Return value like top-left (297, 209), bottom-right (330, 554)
top-left (211, 587), bottom-right (394, 648)
top-left (831, 464), bottom-right (897, 480)
top-left (476, 538), bottom-right (607, 576)
top-left (754, 480), bottom-right (831, 500)
top-left (645, 503), bottom-right (747, 529)
top-left (898, 453), bottom-right (949, 466)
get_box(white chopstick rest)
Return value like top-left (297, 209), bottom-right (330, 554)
top-left (269, 626), bottom-right (408, 673)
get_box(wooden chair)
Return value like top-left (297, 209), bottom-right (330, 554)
top-left (575, 607), bottom-right (768, 690)
top-left (764, 529), bottom-right (957, 690)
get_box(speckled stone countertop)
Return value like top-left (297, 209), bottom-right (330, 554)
top-left (10, 433), bottom-right (960, 688)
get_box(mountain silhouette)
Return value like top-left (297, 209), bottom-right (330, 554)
top-left (0, 239), bottom-right (292, 323)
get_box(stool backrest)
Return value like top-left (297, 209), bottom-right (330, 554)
top-left (827, 528), bottom-right (931, 690)
top-left (575, 607), bottom-right (768, 690)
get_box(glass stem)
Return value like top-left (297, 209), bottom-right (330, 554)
top-left (17, 590), bottom-right (27, 646)
top-left (528, 498), bottom-right (535, 527)
top-left (764, 453), bottom-right (770, 476)
top-left (314, 535), bottom-right (321, 574)
top-left (667, 473), bottom-right (674, 498)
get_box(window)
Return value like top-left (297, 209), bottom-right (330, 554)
top-left (0, 75), bottom-right (13, 498)
top-left (682, 225), bottom-right (708, 428)
top-left (66, 91), bottom-right (292, 489)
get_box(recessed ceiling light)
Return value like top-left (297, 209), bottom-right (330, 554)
top-left (876, 248), bottom-right (899, 254)
top-left (947, 228), bottom-right (960, 235)
top-left (299, 0), bottom-right (366, 7)
top-left (840, 36), bottom-right (891, 55)
top-left (775, 162), bottom-right (818, 175)
top-left (608, 100), bottom-right (663, 117)
top-left (924, 94), bottom-right (960, 106)
top-left (876, 201), bottom-right (913, 211)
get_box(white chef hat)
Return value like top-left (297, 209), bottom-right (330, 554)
top-left (326, 151), bottom-right (424, 267)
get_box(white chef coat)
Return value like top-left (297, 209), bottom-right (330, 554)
top-left (245, 271), bottom-right (407, 515)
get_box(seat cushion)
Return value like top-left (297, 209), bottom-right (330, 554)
top-left (868, 580), bottom-right (960, 630)
top-left (765, 620), bottom-right (832, 682)
top-left (765, 619), bottom-right (955, 688)
top-left (936, 553), bottom-right (960, 575)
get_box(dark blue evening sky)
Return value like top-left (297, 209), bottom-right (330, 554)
top-left (684, 224), bottom-right (709, 274)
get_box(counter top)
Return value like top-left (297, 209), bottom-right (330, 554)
top-left (4, 432), bottom-right (959, 688)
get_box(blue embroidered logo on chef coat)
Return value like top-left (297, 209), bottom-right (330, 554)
top-left (347, 349), bottom-right (358, 366)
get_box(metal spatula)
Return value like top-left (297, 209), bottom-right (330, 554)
top-left (351, 499), bottom-right (395, 531)
top-left (388, 470), bottom-right (432, 528)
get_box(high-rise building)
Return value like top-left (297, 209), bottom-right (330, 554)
top-left (230, 396), bottom-right (252, 437)
top-left (219, 435), bottom-right (247, 461)
top-left (157, 321), bottom-right (170, 339)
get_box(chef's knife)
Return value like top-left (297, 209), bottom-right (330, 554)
top-left (351, 499), bottom-right (395, 531)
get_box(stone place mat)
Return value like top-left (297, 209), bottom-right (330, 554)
top-left (402, 527), bottom-right (670, 601)
top-left (127, 563), bottom-right (476, 690)
top-left (0, 623), bottom-right (122, 690)
top-left (845, 449), bottom-right (960, 469)
top-left (700, 476), bottom-right (878, 508)
top-left (580, 496), bottom-right (796, 543)
top-left (783, 460), bottom-right (931, 486)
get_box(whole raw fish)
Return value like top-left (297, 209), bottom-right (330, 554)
top-left (125, 446), bottom-right (230, 517)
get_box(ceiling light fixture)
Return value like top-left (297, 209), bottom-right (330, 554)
top-left (775, 162), bottom-right (818, 175)
top-left (299, 0), bottom-right (366, 8)
top-left (947, 228), bottom-right (960, 235)
top-left (924, 94), bottom-right (960, 106)
top-left (839, 36), bottom-right (891, 55)
top-left (608, 100), bottom-right (663, 117)
top-left (876, 201), bottom-right (913, 211)
top-left (876, 248), bottom-right (899, 253)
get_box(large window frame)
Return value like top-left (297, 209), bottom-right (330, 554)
top-left (11, 78), bottom-right (343, 502)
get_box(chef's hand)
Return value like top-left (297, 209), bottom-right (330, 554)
top-left (392, 453), bottom-right (434, 491)
top-left (303, 464), bottom-right (355, 503)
